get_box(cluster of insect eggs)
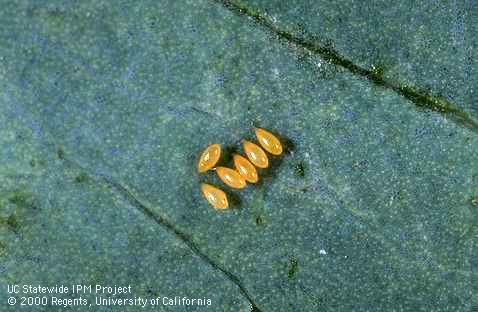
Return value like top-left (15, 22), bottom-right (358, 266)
top-left (198, 127), bottom-right (283, 209)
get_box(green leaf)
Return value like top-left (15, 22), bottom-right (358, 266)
top-left (1, 1), bottom-right (477, 311)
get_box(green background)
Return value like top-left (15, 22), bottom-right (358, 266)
top-left (0, 0), bottom-right (477, 311)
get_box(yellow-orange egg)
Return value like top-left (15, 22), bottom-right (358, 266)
top-left (216, 166), bottom-right (247, 189)
top-left (254, 127), bottom-right (283, 155)
top-left (201, 183), bottom-right (228, 209)
top-left (243, 140), bottom-right (269, 168)
top-left (197, 144), bottom-right (221, 173)
top-left (233, 154), bottom-right (259, 183)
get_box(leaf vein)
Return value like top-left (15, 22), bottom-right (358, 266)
top-left (213, 0), bottom-right (478, 134)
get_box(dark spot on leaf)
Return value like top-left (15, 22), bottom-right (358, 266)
top-left (95, 95), bottom-right (107, 105)
top-left (57, 147), bottom-right (65, 159)
top-left (3, 190), bottom-right (38, 233)
top-left (352, 159), bottom-right (369, 170)
top-left (282, 137), bottom-right (296, 154)
top-left (227, 191), bottom-right (242, 208)
top-left (9, 191), bottom-right (32, 208)
top-left (287, 256), bottom-right (299, 279)
top-left (10, 191), bottom-right (38, 214)
top-left (6, 214), bottom-right (19, 231)
top-left (294, 162), bottom-right (306, 177)
top-left (255, 215), bottom-right (265, 226)
top-left (221, 146), bottom-right (238, 165)
top-left (29, 159), bottom-right (36, 167)
top-left (74, 172), bottom-right (89, 184)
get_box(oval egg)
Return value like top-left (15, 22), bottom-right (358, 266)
top-left (216, 166), bottom-right (247, 189)
top-left (254, 127), bottom-right (283, 155)
top-left (197, 144), bottom-right (221, 173)
top-left (233, 154), bottom-right (259, 183)
top-left (201, 183), bottom-right (228, 209)
top-left (243, 140), bottom-right (269, 168)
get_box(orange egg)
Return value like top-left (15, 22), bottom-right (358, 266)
top-left (216, 166), bottom-right (247, 189)
top-left (233, 154), bottom-right (259, 183)
top-left (243, 140), bottom-right (269, 168)
top-left (254, 127), bottom-right (283, 155)
top-left (197, 144), bottom-right (221, 173)
top-left (201, 183), bottom-right (228, 209)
